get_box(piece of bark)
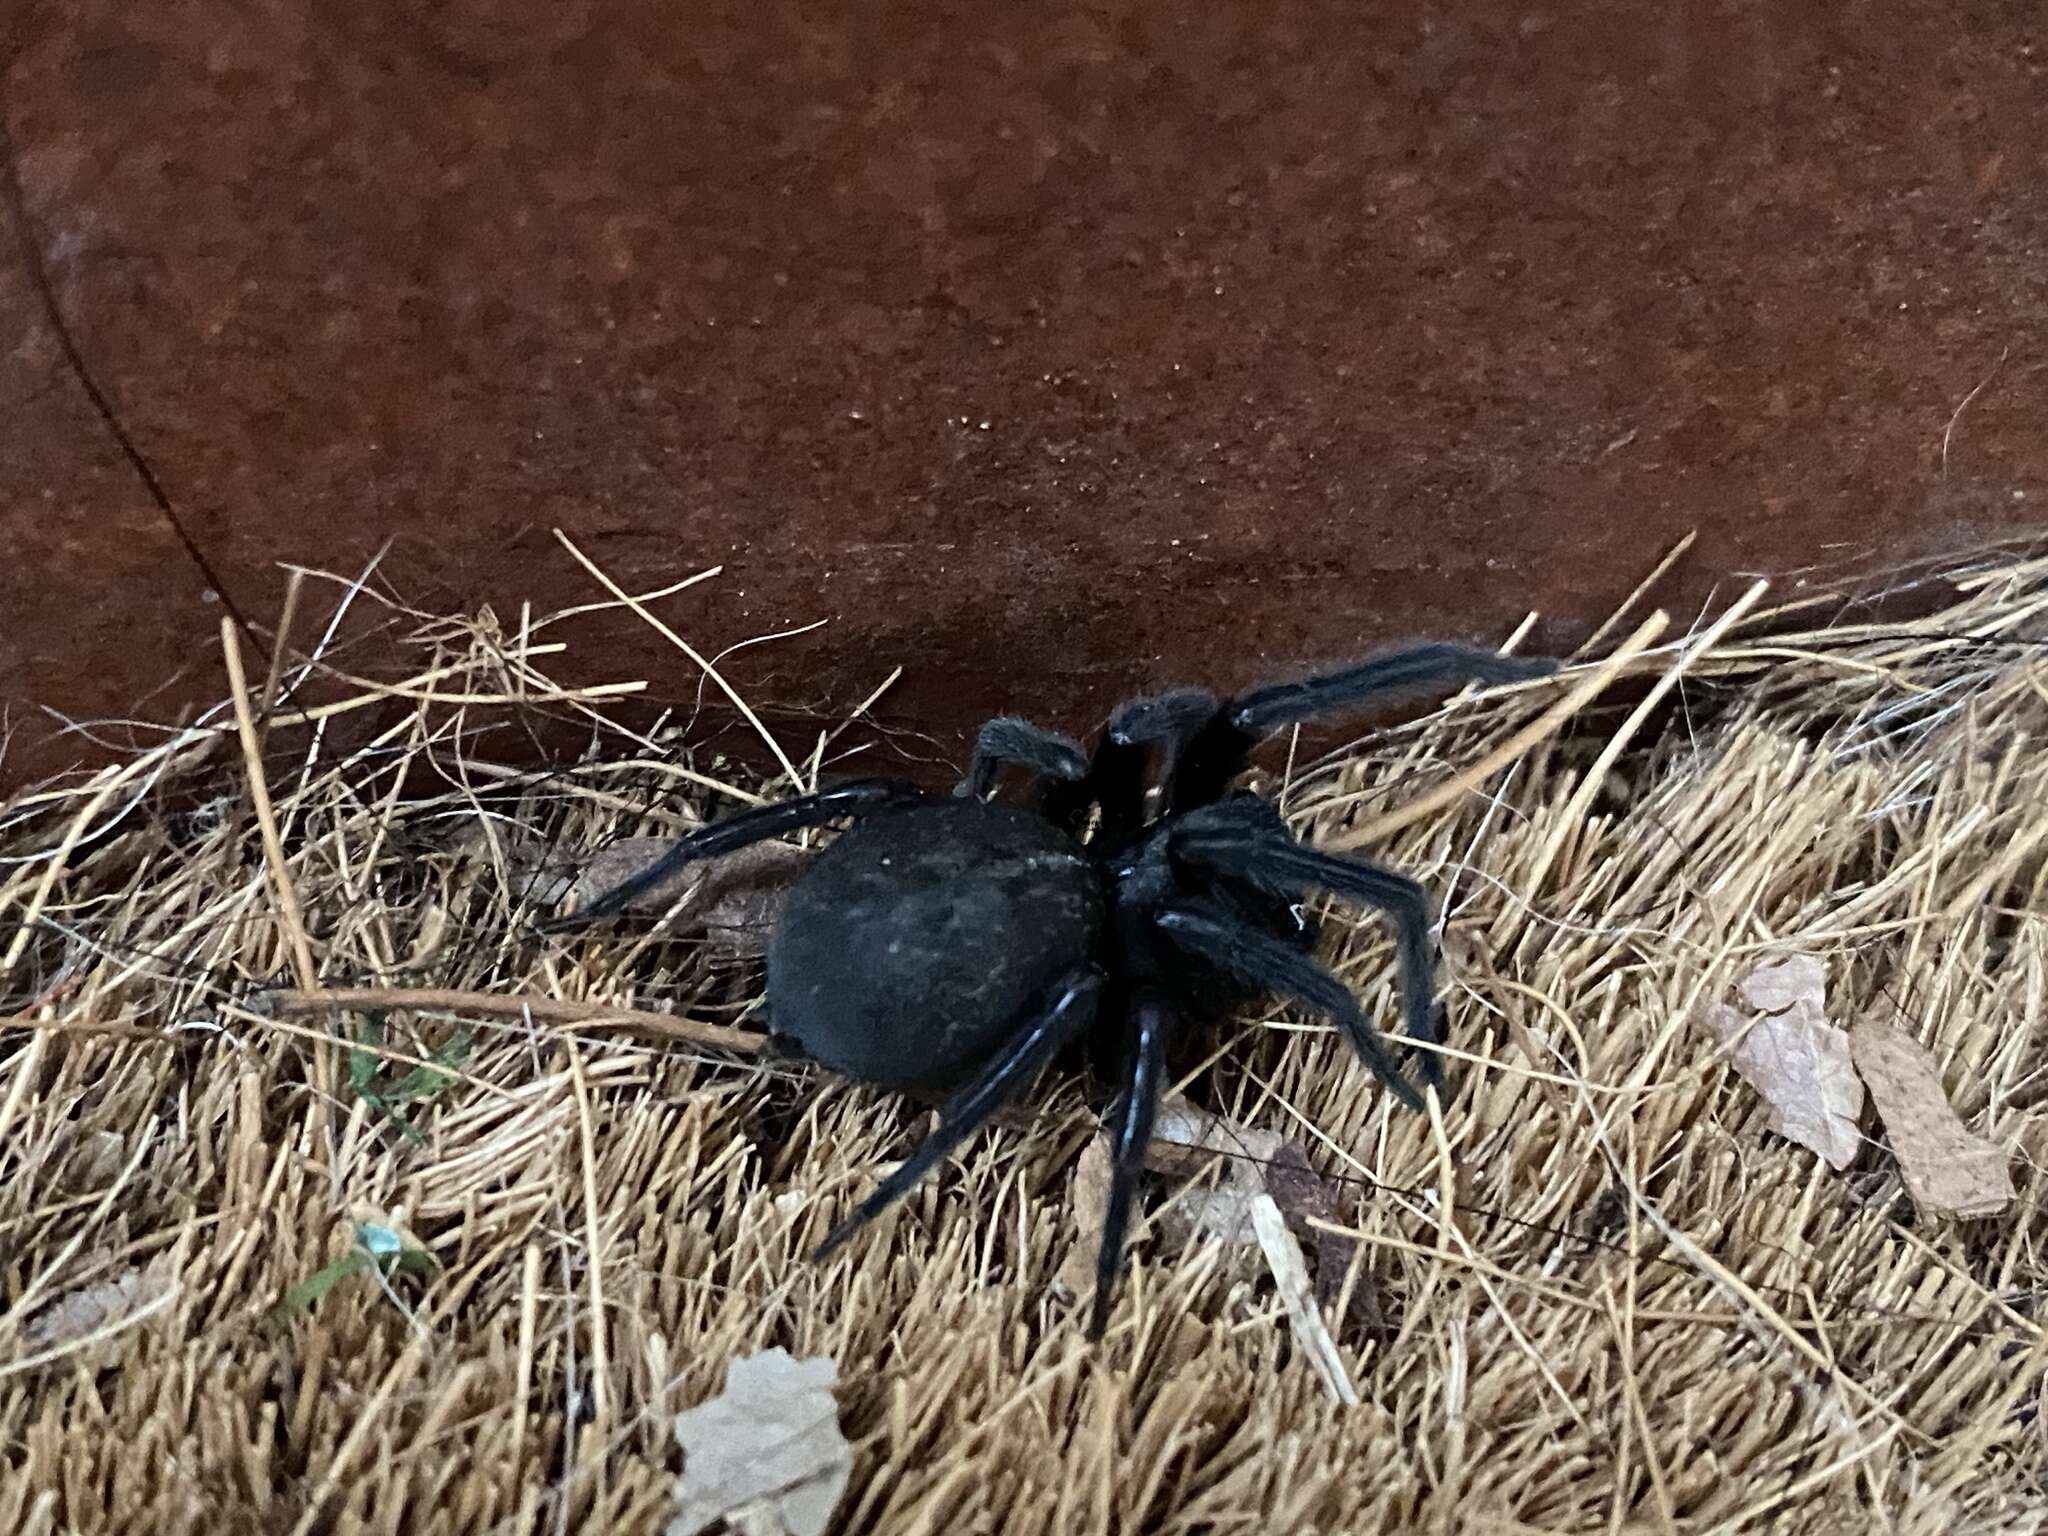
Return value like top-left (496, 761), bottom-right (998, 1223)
top-left (1850, 1008), bottom-right (2013, 1220)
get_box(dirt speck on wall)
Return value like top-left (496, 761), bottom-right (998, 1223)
top-left (4, 1), bottom-right (2046, 784)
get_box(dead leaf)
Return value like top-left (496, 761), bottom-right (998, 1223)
top-left (1149, 1094), bottom-right (1286, 1244)
top-left (573, 839), bottom-right (806, 958)
top-left (1704, 953), bottom-right (1864, 1170)
top-left (16, 1256), bottom-right (177, 1365)
top-left (1055, 1096), bottom-right (1377, 1332)
top-left (1438, 923), bottom-right (1495, 980)
top-left (1144, 1093), bottom-right (1376, 1326)
top-left (1263, 1138), bottom-right (1383, 1331)
top-left (1850, 1008), bottom-right (2014, 1220)
top-left (1057, 1136), bottom-right (1115, 1295)
top-left (667, 1347), bottom-right (850, 1536)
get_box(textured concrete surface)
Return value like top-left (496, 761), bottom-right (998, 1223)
top-left (5, 2), bottom-right (2046, 787)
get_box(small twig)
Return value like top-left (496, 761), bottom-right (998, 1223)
top-left (1578, 530), bottom-right (1696, 659)
top-left (553, 528), bottom-right (804, 784)
top-left (1248, 1193), bottom-right (1359, 1407)
top-left (0, 1013), bottom-right (156, 1040)
top-left (261, 985), bottom-right (768, 1057)
top-left (566, 1041), bottom-right (611, 1424)
top-left (222, 618), bottom-right (320, 992)
top-left (252, 568), bottom-right (306, 755)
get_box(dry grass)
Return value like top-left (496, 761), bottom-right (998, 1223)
top-left (3, 547), bottom-right (2048, 1535)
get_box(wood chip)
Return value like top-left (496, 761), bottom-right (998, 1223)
top-left (1850, 1008), bottom-right (2014, 1220)
top-left (1704, 953), bottom-right (1865, 1170)
top-left (1057, 1135), bottom-right (1116, 1296)
top-left (1249, 1193), bottom-right (1360, 1407)
top-left (668, 1348), bottom-right (851, 1536)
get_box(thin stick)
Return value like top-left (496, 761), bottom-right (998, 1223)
top-left (513, 1242), bottom-right (542, 1470)
top-left (1578, 530), bottom-right (1696, 659)
top-left (222, 619), bottom-right (320, 993)
top-left (554, 529), bottom-right (804, 784)
top-left (1248, 1193), bottom-right (1359, 1407)
top-left (254, 568), bottom-right (306, 757)
top-left (566, 1041), bottom-right (611, 1424)
top-left (261, 985), bottom-right (768, 1057)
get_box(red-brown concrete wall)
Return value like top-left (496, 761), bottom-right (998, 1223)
top-left (5, 2), bottom-right (2045, 785)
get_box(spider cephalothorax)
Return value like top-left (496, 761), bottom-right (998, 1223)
top-left (552, 642), bottom-right (1556, 1337)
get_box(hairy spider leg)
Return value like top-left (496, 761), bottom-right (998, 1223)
top-left (1110, 686), bottom-right (1220, 760)
top-left (1170, 819), bottom-right (1444, 1091)
top-left (1042, 686), bottom-right (1218, 845)
top-left (1169, 642), bottom-right (1561, 811)
top-left (1090, 990), bottom-right (1173, 1339)
top-left (1230, 642), bottom-right (1559, 735)
top-left (541, 778), bottom-right (925, 931)
top-left (956, 716), bottom-right (1090, 800)
top-left (1040, 732), bottom-right (1147, 845)
top-left (811, 965), bottom-right (1105, 1262)
top-left (1154, 900), bottom-right (1425, 1110)
top-left (1109, 685), bottom-right (1219, 817)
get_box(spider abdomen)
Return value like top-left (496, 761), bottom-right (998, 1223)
top-left (766, 799), bottom-right (1105, 1092)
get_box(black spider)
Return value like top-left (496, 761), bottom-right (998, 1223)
top-left (549, 642), bottom-right (1556, 1337)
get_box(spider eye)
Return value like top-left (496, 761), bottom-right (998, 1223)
top-left (1109, 687), bottom-right (1217, 746)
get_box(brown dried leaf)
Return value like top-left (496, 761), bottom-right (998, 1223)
top-left (668, 1348), bottom-right (851, 1536)
top-left (17, 1256), bottom-right (177, 1364)
top-left (1850, 1009), bottom-right (2014, 1220)
top-left (1058, 1135), bottom-right (1116, 1296)
top-left (1058, 1098), bottom-right (1374, 1324)
top-left (1263, 1139), bottom-right (1381, 1330)
top-left (1438, 923), bottom-right (1495, 980)
top-left (1150, 1094), bottom-right (1285, 1244)
top-left (1705, 953), bottom-right (1864, 1170)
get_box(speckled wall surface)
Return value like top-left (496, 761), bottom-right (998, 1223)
top-left (4, 2), bottom-right (2045, 785)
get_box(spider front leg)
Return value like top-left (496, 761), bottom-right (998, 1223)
top-left (1170, 643), bottom-right (1558, 809)
top-left (812, 966), bottom-right (1104, 1262)
top-left (542, 778), bottom-right (924, 931)
top-left (956, 716), bottom-right (1089, 800)
top-left (1043, 687), bottom-right (1219, 844)
top-left (1089, 991), bottom-right (1173, 1340)
top-left (1228, 642), bottom-right (1559, 736)
top-left (1154, 898), bottom-right (1426, 1109)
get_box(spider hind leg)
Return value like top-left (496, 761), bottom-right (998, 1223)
top-left (811, 966), bottom-right (1104, 1262)
top-left (542, 777), bottom-right (924, 931)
